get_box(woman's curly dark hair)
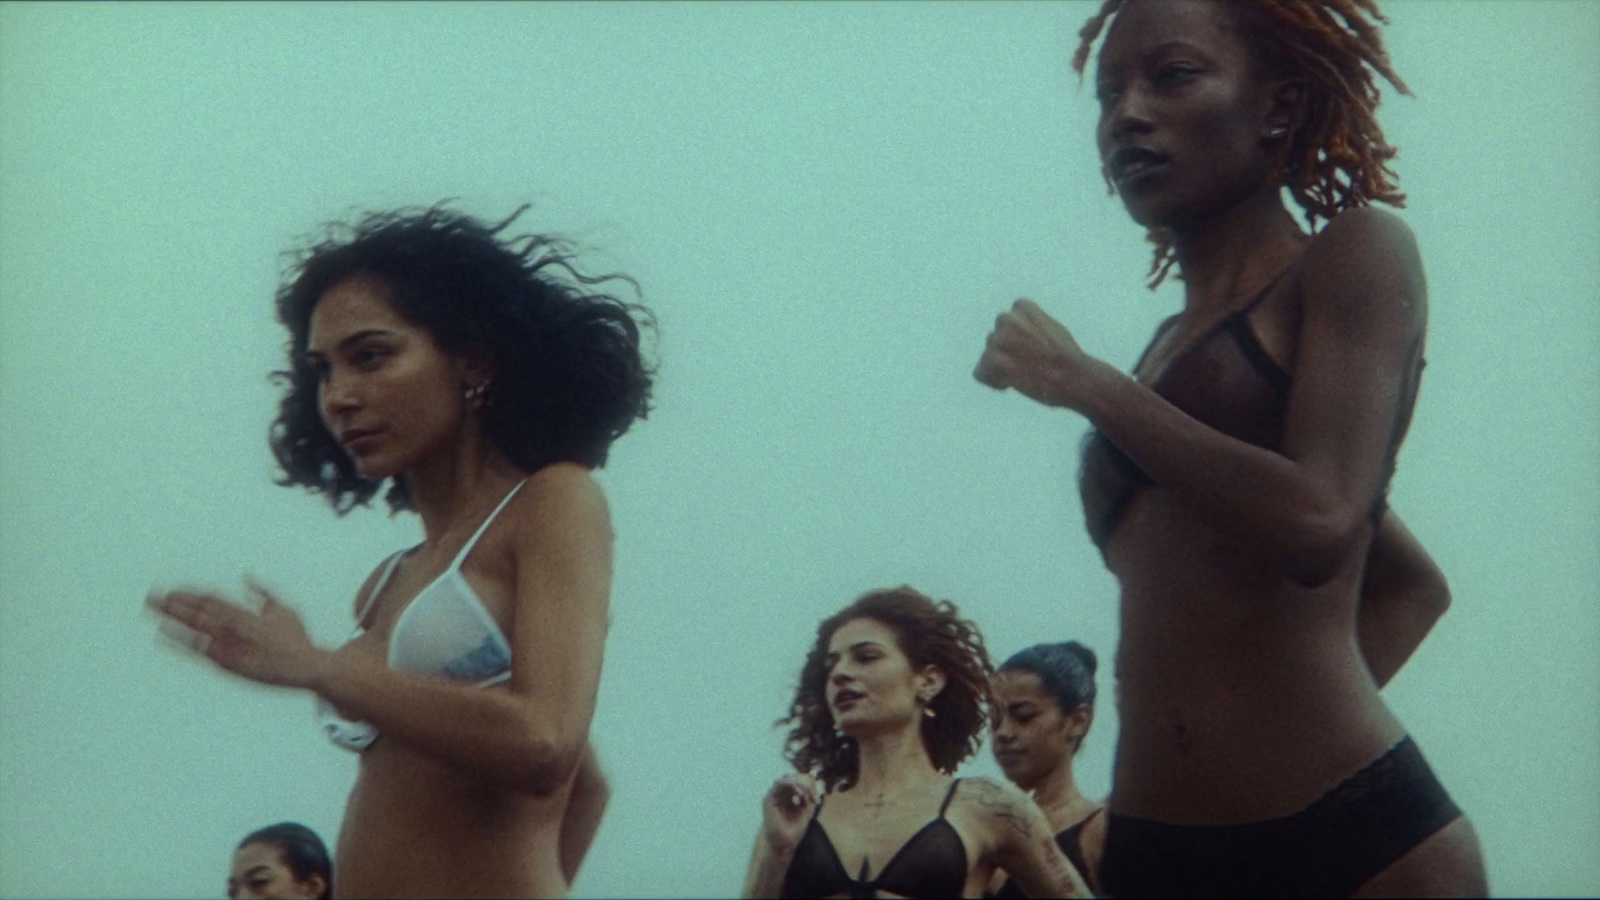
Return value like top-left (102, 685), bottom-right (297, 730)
top-left (778, 586), bottom-right (995, 792)
top-left (269, 201), bottom-right (656, 514)
top-left (1073, 0), bottom-right (1410, 288)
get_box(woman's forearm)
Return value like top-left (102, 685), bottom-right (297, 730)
top-left (1076, 359), bottom-right (1359, 585)
top-left (559, 745), bottom-right (610, 884)
top-left (1357, 511), bottom-right (1451, 687)
top-left (741, 835), bottom-right (795, 899)
top-left (981, 778), bottom-right (1094, 898)
top-left (310, 650), bottom-right (583, 794)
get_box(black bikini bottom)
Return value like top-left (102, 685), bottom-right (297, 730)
top-left (1100, 736), bottom-right (1461, 898)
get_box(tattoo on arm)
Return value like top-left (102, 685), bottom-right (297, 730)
top-left (971, 778), bottom-right (1035, 841)
top-left (1038, 834), bottom-right (1087, 897)
top-left (972, 779), bottom-right (1090, 897)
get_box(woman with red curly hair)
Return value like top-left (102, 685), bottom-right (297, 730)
top-left (975, 1), bottom-right (1486, 896)
top-left (742, 587), bottom-right (1091, 898)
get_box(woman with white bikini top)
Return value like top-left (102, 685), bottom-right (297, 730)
top-left (151, 202), bottom-right (654, 897)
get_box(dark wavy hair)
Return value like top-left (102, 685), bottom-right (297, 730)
top-left (237, 822), bottom-right (332, 899)
top-left (779, 587), bottom-right (995, 792)
top-left (269, 201), bottom-right (656, 514)
top-left (1073, 0), bottom-right (1410, 287)
top-left (999, 641), bottom-right (1098, 754)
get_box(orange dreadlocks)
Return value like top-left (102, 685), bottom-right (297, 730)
top-left (1073, 0), bottom-right (1411, 288)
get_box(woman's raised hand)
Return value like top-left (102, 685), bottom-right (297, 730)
top-left (147, 576), bottom-right (326, 690)
top-left (975, 299), bottom-right (1098, 410)
top-left (761, 772), bottom-right (820, 854)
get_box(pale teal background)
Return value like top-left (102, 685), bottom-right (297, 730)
top-left (1, 1), bottom-right (1595, 897)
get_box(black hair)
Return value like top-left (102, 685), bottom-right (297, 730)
top-left (269, 201), bottom-right (656, 514)
top-left (237, 822), bottom-right (331, 899)
top-left (999, 641), bottom-right (1098, 751)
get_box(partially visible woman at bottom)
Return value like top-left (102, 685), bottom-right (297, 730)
top-left (229, 822), bottom-right (332, 900)
top-left (988, 642), bottom-right (1105, 897)
top-left (742, 587), bottom-right (1092, 898)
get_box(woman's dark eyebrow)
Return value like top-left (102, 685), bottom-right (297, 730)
top-left (1143, 40), bottom-right (1208, 64)
top-left (305, 328), bottom-right (393, 361)
top-left (1100, 36), bottom-right (1203, 76)
top-left (826, 640), bottom-right (884, 662)
top-left (226, 863), bottom-right (272, 894)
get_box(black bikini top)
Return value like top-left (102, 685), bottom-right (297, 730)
top-left (1078, 268), bottom-right (1425, 554)
top-left (782, 779), bottom-right (968, 899)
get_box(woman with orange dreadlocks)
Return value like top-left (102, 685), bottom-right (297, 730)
top-left (974, 1), bottom-right (1487, 896)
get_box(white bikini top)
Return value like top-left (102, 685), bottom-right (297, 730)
top-left (316, 480), bottom-right (526, 752)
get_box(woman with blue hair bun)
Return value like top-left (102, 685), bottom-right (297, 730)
top-left (988, 641), bottom-right (1106, 896)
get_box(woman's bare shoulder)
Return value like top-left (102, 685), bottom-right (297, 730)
top-left (1303, 207), bottom-right (1427, 321)
top-left (510, 463), bottom-right (608, 520)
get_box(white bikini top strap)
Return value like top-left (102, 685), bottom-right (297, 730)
top-left (449, 478), bottom-right (530, 570)
top-left (354, 549), bottom-right (407, 628)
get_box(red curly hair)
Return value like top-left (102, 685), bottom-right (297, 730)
top-left (1073, 0), bottom-right (1411, 287)
top-left (778, 587), bottom-right (995, 792)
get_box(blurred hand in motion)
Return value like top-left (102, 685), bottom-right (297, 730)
top-left (147, 577), bottom-right (325, 689)
top-left (974, 299), bottom-right (1094, 410)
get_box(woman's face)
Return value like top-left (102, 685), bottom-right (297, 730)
top-left (1093, 0), bottom-right (1284, 230)
top-left (990, 669), bottom-right (1076, 791)
top-left (306, 274), bottom-right (478, 480)
top-left (824, 617), bottom-right (942, 737)
top-left (227, 842), bottom-right (324, 900)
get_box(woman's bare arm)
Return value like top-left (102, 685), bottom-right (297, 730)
top-left (742, 773), bottom-right (816, 898)
top-left (1359, 509), bottom-right (1451, 687)
top-left (559, 743), bottom-right (610, 884)
top-left (971, 779), bottom-right (1093, 898)
top-left (742, 830), bottom-right (798, 900)
top-left (312, 464), bottom-right (612, 793)
top-left (978, 207), bottom-right (1428, 588)
top-left (147, 467), bottom-right (610, 795)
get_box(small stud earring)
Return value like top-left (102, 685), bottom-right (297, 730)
top-left (1268, 125), bottom-right (1288, 139)
top-left (464, 383), bottom-right (488, 411)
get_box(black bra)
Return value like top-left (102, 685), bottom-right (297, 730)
top-left (1078, 267), bottom-right (1424, 554)
top-left (782, 779), bottom-right (968, 899)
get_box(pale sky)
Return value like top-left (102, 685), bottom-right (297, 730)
top-left (1, 1), bottom-right (1596, 897)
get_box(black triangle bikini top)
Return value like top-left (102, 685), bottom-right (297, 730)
top-left (1078, 267), bottom-right (1425, 554)
top-left (781, 779), bottom-right (968, 899)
